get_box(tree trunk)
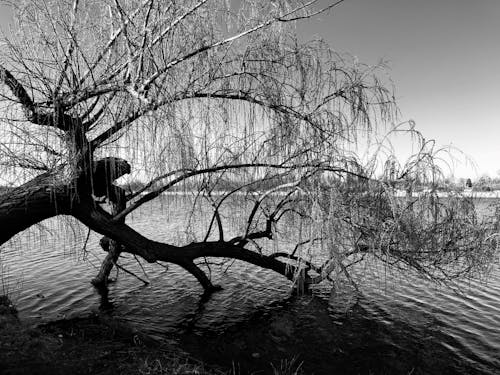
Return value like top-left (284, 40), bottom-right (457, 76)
top-left (91, 189), bottom-right (126, 287)
top-left (0, 178), bottom-right (74, 244)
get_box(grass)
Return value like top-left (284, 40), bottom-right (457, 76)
top-left (0, 295), bottom-right (307, 375)
top-left (271, 357), bottom-right (304, 375)
top-left (0, 295), bottom-right (223, 375)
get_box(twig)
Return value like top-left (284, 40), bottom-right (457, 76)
top-left (115, 262), bottom-right (149, 285)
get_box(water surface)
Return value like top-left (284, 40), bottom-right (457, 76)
top-left (1, 196), bottom-right (499, 374)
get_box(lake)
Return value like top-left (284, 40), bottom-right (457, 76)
top-left (1, 196), bottom-right (500, 374)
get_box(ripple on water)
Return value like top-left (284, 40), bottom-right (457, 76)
top-left (0, 198), bottom-right (500, 374)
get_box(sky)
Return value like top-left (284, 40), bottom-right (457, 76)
top-left (307, 0), bottom-right (500, 179)
top-left (0, 0), bottom-right (499, 179)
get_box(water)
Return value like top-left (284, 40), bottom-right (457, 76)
top-left (1, 196), bottom-right (500, 374)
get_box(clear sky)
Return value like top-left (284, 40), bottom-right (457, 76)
top-left (308, 0), bottom-right (500, 179)
top-left (0, 1), bottom-right (498, 179)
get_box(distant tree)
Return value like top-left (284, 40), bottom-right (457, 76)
top-left (475, 175), bottom-right (492, 191)
top-left (466, 178), bottom-right (473, 188)
top-left (0, 0), bottom-right (494, 296)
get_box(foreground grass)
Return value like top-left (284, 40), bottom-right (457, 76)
top-left (0, 295), bottom-right (305, 375)
top-left (0, 296), bottom-right (224, 375)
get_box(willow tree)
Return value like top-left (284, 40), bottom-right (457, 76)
top-left (0, 0), bottom-right (494, 295)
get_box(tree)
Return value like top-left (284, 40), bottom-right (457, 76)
top-left (0, 0), bottom-right (494, 296)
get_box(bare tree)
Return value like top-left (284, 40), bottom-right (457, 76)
top-left (0, 0), bottom-right (494, 296)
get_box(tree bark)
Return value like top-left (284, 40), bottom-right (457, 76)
top-left (91, 188), bottom-right (126, 287)
top-left (0, 178), bottom-right (75, 244)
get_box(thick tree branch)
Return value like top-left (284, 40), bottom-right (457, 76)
top-left (0, 176), bottom-right (75, 244)
top-left (0, 64), bottom-right (86, 130)
top-left (179, 261), bottom-right (221, 294)
top-left (0, 64), bottom-right (36, 114)
top-left (70, 195), bottom-right (302, 287)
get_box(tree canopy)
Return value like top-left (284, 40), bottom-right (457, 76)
top-left (0, 0), bottom-right (495, 295)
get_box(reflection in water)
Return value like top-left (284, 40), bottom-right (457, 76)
top-left (178, 287), bottom-right (498, 375)
top-left (0, 197), bottom-right (499, 374)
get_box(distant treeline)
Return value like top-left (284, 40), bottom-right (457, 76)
top-left (5, 175), bottom-right (499, 196)
top-left (121, 175), bottom-right (299, 194)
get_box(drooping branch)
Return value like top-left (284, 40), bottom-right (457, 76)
top-left (0, 0), bottom-right (491, 299)
top-left (147, 0), bottom-right (210, 51)
top-left (115, 162), bottom-right (346, 221)
top-left (53, 0), bottom-right (80, 97)
top-left (77, 0), bottom-right (154, 87)
top-left (56, 0), bottom-right (353, 128)
top-left (90, 100), bottom-right (158, 147)
top-left (138, 0), bottom-right (345, 91)
top-left (81, 93), bottom-right (117, 128)
top-left (90, 70), bottom-right (385, 149)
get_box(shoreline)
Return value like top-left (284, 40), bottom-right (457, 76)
top-left (0, 296), bottom-right (224, 375)
top-left (139, 189), bottom-right (500, 199)
top-left (1, 295), bottom-right (308, 375)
